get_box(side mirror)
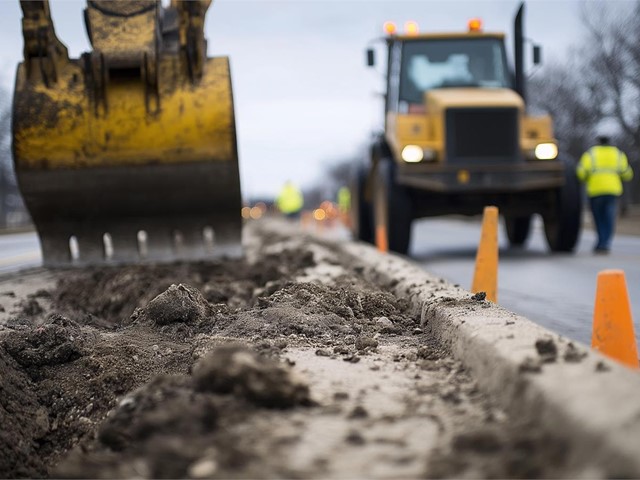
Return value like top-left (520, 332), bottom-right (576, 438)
top-left (366, 48), bottom-right (375, 67)
top-left (533, 45), bottom-right (542, 65)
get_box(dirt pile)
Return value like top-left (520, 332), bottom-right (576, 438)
top-left (0, 230), bottom-right (572, 479)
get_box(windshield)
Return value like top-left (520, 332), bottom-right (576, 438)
top-left (399, 38), bottom-right (510, 104)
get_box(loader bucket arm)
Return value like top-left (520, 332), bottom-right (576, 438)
top-left (12, 0), bottom-right (242, 266)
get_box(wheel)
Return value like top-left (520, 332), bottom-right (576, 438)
top-left (372, 160), bottom-right (412, 255)
top-left (504, 215), bottom-right (532, 247)
top-left (350, 165), bottom-right (374, 244)
top-left (543, 162), bottom-right (583, 252)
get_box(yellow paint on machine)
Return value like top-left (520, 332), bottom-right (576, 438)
top-left (13, 57), bottom-right (235, 170)
top-left (385, 87), bottom-right (556, 163)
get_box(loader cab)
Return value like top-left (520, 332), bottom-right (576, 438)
top-left (387, 35), bottom-right (512, 114)
top-left (367, 16), bottom-right (543, 116)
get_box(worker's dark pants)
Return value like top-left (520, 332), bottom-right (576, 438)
top-left (589, 194), bottom-right (618, 251)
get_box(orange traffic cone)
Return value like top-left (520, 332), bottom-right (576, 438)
top-left (591, 270), bottom-right (639, 369)
top-left (471, 206), bottom-right (499, 303)
top-left (376, 225), bottom-right (388, 253)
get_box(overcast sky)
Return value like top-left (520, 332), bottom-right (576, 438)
top-left (0, 0), bottom-right (631, 201)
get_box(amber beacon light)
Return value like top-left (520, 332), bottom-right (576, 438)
top-left (383, 21), bottom-right (397, 35)
top-left (468, 18), bottom-right (483, 32)
top-left (404, 21), bottom-right (419, 35)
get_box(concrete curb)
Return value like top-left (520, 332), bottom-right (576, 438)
top-left (341, 242), bottom-right (640, 477)
top-left (257, 220), bottom-right (640, 477)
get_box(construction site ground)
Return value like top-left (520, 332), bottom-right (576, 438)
top-left (1, 220), bottom-right (640, 479)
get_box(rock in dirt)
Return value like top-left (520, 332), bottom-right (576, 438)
top-left (471, 292), bottom-right (487, 302)
top-left (355, 336), bottom-right (378, 351)
top-left (135, 284), bottom-right (212, 326)
top-left (375, 316), bottom-right (394, 329)
top-left (563, 343), bottom-right (588, 363)
top-left (3, 314), bottom-right (85, 367)
top-left (534, 338), bottom-right (558, 363)
top-left (192, 344), bottom-right (311, 408)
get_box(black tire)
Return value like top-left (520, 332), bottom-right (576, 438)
top-left (372, 160), bottom-right (412, 255)
top-left (350, 165), bottom-right (374, 244)
top-left (543, 162), bottom-right (583, 252)
top-left (504, 215), bottom-right (532, 247)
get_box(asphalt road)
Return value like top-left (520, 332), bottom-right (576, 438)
top-left (0, 231), bottom-right (41, 274)
top-left (410, 216), bottom-right (640, 348)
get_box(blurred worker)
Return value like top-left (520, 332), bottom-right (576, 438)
top-left (276, 181), bottom-right (304, 220)
top-left (337, 186), bottom-right (351, 227)
top-left (577, 136), bottom-right (634, 254)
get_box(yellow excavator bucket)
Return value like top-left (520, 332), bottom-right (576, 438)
top-left (12, 0), bottom-right (242, 266)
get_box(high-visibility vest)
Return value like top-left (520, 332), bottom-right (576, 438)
top-left (576, 145), bottom-right (634, 197)
top-left (337, 186), bottom-right (351, 213)
top-left (276, 184), bottom-right (304, 214)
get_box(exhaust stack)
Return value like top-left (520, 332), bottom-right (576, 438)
top-left (514, 2), bottom-right (525, 104)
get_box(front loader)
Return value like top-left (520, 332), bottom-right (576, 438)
top-left (352, 3), bottom-right (582, 255)
top-left (12, 0), bottom-right (242, 266)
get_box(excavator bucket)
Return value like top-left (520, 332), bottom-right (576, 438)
top-left (12, 0), bottom-right (242, 266)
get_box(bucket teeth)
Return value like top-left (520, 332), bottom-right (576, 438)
top-left (108, 225), bottom-right (142, 264)
top-left (37, 219), bottom-right (242, 267)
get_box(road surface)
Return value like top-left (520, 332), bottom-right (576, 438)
top-left (0, 231), bottom-right (41, 274)
top-left (410, 216), bottom-right (640, 347)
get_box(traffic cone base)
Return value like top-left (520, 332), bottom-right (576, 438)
top-left (472, 206), bottom-right (499, 303)
top-left (591, 269), bottom-right (639, 369)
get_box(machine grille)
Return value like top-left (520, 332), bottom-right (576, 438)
top-left (445, 107), bottom-right (520, 163)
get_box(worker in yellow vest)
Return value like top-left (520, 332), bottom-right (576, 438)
top-left (276, 181), bottom-right (304, 220)
top-left (577, 135), bottom-right (634, 253)
top-left (337, 186), bottom-right (351, 227)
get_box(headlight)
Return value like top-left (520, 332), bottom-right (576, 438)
top-left (401, 145), bottom-right (423, 163)
top-left (534, 143), bottom-right (558, 160)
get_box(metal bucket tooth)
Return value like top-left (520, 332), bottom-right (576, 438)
top-left (33, 215), bottom-right (244, 266)
top-left (173, 226), bottom-right (206, 261)
top-left (75, 231), bottom-right (110, 265)
top-left (107, 225), bottom-right (144, 265)
top-left (38, 228), bottom-right (73, 266)
top-left (139, 224), bottom-right (174, 262)
top-left (206, 221), bottom-right (243, 259)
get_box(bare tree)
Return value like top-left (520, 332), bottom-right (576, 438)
top-left (301, 156), bottom-right (360, 209)
top-left (529, 2), bottom-right (640, 204)
top-left (578, 1), bottom-right (640, 202)
top-left (528, 57), bottom-right (601, 163)
top-left (325, 158), bottom-right (356, 193)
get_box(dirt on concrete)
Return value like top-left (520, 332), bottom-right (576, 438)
top-left (0, 224), bottom-right (573, 479)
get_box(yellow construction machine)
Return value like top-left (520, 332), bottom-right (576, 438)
top-left (12, 0), bottom-right (242, 265)
top-left (352, 3), bottom-right (582, 255)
